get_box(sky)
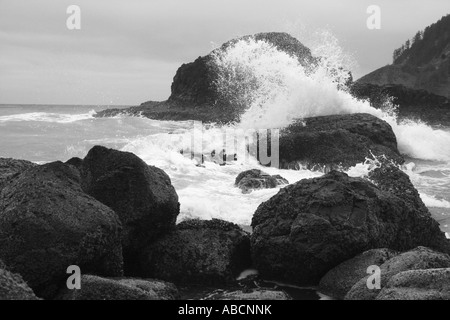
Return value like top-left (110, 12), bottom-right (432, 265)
top-left (0, 0), bottom-right (449, 105)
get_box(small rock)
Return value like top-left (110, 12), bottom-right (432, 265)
top-left (235, 169), bottom-right (288, 194)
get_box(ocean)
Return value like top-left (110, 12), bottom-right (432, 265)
top-left (0, 103), bottom-right (449, 236)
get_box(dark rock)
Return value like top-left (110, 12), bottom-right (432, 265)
top-left (57, 275), bottom-right (178, 300)
top-left (278, 113), bottom-right (403, 170)
top-left (350, 82), bottom-right (450, 126)
top-left (368, 162), bottom-right (428, 214)
top-left (116, 278), bottom-right (179, 300)
top-left (65, 157), bottom-right (83, 170)
top-left (203, 288), bottom-right (292, 300)
top-left (0, 261), bottom-right (40, 300)
top-left (251, 171), bottom-right (450, 286)
top-left (345, 246), bottom-right (450, 300)
top-left (0, 162), bottom-right (123, 298)
top-left (80, 146), bottom-right (180, 275)
top-left (139, 219), bottom-right (251, 285)
top-left (168, 32), bottom-right (316, 119)
top-left (0, 158), bottom-right (36, 192)
top-left (319, 248), bottom-right (399, 299)
top-left (96, 32), bottom-right (317, 123)
top-left (376, 268), bottom-right (450, 300)
top-left (235, 169), bottom-right (288, 194)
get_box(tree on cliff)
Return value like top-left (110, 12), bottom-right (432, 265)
top-left (393, 14), bottom-right (450, 66)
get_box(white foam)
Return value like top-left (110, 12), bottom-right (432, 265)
top-left (420, 193), bottom-right (450, 209)
top-left (0, 110), bottom-right (96, 123)
top-left (121, 125), bottom-right (322, 225)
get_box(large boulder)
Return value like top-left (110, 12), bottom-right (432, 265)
top-left (235, 169), bottom-right (289, 194)
top-left (0, 158), bottom-right (36, 192)
top-left (80, 146), bottom-right (180, 274)
top-left (57, 275), bottom-right (178, 300)
top-left (139, 219), bottom-right (251, 285)
top-left (0, 162), bottom-right (123, 298)
top-left (345, 246), bottom-right (450, 300)
top-left (168, 32), bottom-right (316, 111)
top-left (0, 261), bottom-right (40, 300)
top-left (318, 248), bottom-right (399, 299)
top-left (96, 32), bottom-right (317, 123)
top-left (251, 171), bottom-right (449, 286)
top-left (277, 113), bottom-right (403, 170)
top-left (376, 268), bottom-right (450, 300)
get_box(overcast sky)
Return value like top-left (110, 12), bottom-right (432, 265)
top-left (1, 0), bottom-right (449, 105)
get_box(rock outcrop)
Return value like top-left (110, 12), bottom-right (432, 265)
top-left (80, 146), bottom-right (180, 274)
top-left (353, 15), bottom-right (450, 125)
top-left (139, 219), bottom-right (251, 285)
top-left (251, 171), bottom-right (449, 286)
top-left (350, 83), bottom-right (450, 125)
top-left (345, 246), bottom-right (450, 300)
top-left (277, 113), bottom-right (403, 170)
top-left (57, 275), bottom-right (178, 300)
top-left (235, 169), bottom-right (288, 194)
top-left (0, 162), bottom-right (123, 298)
top-left (357, 15), bottom-right (450, 99)
top-left (95, 32), bottom-right (317, 123)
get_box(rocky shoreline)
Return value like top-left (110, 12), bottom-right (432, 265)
top-left (0, 143), bottom-right (449, 300)
top-left (2, 32), bottom-right (449, 300)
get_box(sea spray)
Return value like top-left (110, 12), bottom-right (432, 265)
top-left (211, 36), bottom-right (450, 163)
